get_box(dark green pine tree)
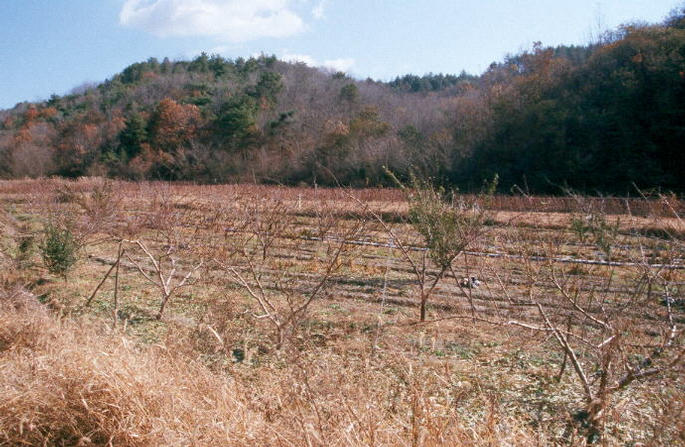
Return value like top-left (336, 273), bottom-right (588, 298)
top-left (215, 97), bottom-right (260, 151)
top-left (248, 71), bottom-right (283, 107)
top-left (119, 111), bottom-right (147, 159)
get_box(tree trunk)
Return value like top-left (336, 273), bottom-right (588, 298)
top-left (157, 293), bottom-right (171, 320)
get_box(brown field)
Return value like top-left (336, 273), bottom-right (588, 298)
top-left (0, 178), bottom-right (683, 446)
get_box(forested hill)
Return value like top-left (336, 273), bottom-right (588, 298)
top-left (1, 10), bottom-right (684, 194)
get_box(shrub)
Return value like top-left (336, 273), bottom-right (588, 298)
top-left (407, 177), bottom-right (487, 269)
top-left (570, 199), bottom-right (620, 260)
top-left (40, 223), bottom-right (78, 278)
top-left (383, 169), bottom-right (496, 321)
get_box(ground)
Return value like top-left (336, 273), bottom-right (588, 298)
top-left (0, 178), bottom-right (683, 446)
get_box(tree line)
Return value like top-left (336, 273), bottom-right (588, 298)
top-left (1, 8), bottom-right (684, 194)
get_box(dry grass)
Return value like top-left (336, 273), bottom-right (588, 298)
top-left (0, 287), bottom-right (548, 446)
top-left (0, 179), bottom-right (683, 446)
top-left (1, 177), bottom-right (682, 215)
top-left (0, 287), bottom-right (257, 446)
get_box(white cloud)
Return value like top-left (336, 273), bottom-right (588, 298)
top-left (322, 57), bottom-right (354, 72)
top-left (282, 53), bottom-right (354, 72)
top-left (120, 0), bottom-right (305, 42)
top-left (312, 0), bottom-right (326, 19)
top-left (282, 53), bottom-right (318, 66)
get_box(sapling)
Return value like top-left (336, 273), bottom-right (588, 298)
top-left (382, 169), bottom-right (496, 321)
top-left (40, 223), bottom-right (78, 279)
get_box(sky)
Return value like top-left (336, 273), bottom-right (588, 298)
top-left (0, 0), bottom-right (682, 109)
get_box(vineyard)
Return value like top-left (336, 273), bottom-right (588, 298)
top-left (0, 178), bottom-right (683, 446)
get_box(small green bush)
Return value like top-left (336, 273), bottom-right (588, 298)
top-left (570, 209), bottom-right (619, 260)
top-left (40, 224), bottom-right (78, 278)
top-left (406, 173), bottom-right (496, 269)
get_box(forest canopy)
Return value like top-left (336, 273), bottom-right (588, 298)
top-left (1, 10), bottom-right (684, 195)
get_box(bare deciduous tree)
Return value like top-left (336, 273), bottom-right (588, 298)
top-left (126, 239), bottom-right (204, 320)
top-left (469, 198), bottom-right (684, 442)
top-left (215, 198), bottom-right (366, 349)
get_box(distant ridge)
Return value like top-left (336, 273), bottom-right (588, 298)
top-left (1, 9), bottom-right (684, 194)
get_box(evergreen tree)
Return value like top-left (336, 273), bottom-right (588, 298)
top-left (119, 111), bottom-right (147, 159)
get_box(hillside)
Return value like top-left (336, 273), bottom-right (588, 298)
top-left (1, 10), bottom-right (684, 194)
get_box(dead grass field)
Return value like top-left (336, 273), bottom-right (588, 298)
top-left (0, 178), bottom-right (683, 446)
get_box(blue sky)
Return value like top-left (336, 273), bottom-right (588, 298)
top-left (1, 0), bottom-right (682, 109)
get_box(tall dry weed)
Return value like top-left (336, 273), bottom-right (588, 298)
top-left (0, 288), bottom-right (259, 446)
top-left (0, 286), bottom-right (547, 446)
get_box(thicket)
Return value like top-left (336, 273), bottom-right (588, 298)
top-left (1, 9), bottom-right (684, 194)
